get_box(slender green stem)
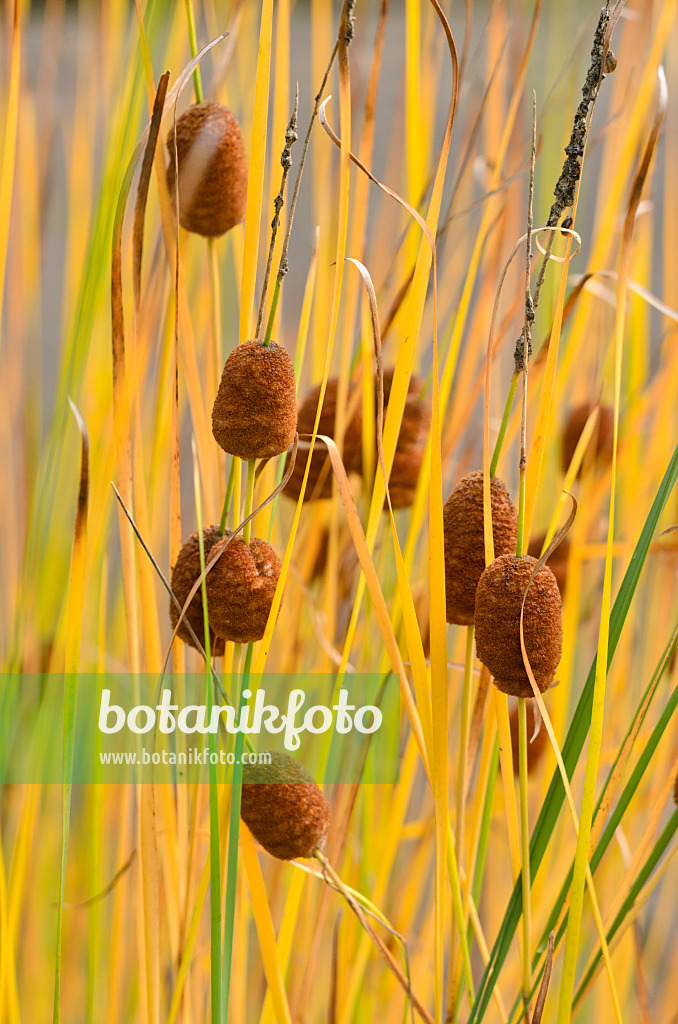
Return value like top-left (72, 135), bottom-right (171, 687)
top-left (455, 626), bottom-right (475, 861)
top-left (263, 277), bottom-right (281, 347)
top-left (208, 237), bottom-right (223, 380)
top-left (446, 820), bottom-right (476, 1006)
top-left (516, 467), bottom-right (526, 557)
top-left (184, 0), bottom-right (204, 103)
top-left (490, 371), bottom-right (519, 478)
top-left (518, 698), bottom-right (531, 1021)
top-left (219, 458), bottom-right (236, 535)
top-left (447, 626), bottom-right (475, 1020)
top-left (195, 468), bottom-right (221, 1023)
top-left (221, 642), bottom-right (253, 1021)
top-left (472, 738), bottom-right (500, 911)
top-left (242, 459), bottom-right (256, 544)
top-left (452, 737), bottom-right (500, 1024)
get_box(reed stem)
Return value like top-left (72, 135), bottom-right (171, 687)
top-left (518, 697), bottom-right (532, 1021)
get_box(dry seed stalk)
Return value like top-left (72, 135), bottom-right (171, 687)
top-left (256, 91), bottom-right (299, 341)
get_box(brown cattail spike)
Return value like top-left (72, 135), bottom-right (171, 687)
top-left (169, 526), bottom-right (226, 655)
top-left (380, 369), bottom-right (430, 510)
top-left (527, 533), bottom-right (571, 598)
top-left (443, 472), bottom-right (519, 626)
top-left (561, 403), bottom-right (614, 477)
top-left (240, 751), bottom-right (331, 860)
top-left (509, 700), bottom-right (549, 775)
top-left (674, 768), bottom-right (678, 807)
top-left (475, 554), bottom-right (562, 698)
top-left (212, 340), bottom-right (297, 460)
top-left (349, 369), bottom-right (430, 509)
top-left (206, 535), bottom-right (281, 644)
top-left (166, 102), bottom-right (248, 237)
top-left (283, 379), bottom-right (362, 503)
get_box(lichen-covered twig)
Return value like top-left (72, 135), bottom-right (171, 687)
top-left (255, 92), bottom-right (299, 340)
top-left (547, 4), bottom-right (612, 227)
top-left (512, 3), bottom-right (616, 372)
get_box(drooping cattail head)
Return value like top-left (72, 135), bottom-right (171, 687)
top-left (509, 699), bottom-right (549, 775)
top-left (169, 526), bottom-right (226, 655)
top-left (283, 379), bottom-right (362, 502)
top-left (166, 102), bottom-right (248, 237)
top-left (212, 340), bottom-right (297, 460)
top-left (561, 403), bottom-right (614, 476)
top-left (443, 472), bottom-right (518, 626)
top-left (527, 533), bottom-right (571, 598)
top-left (206, 535), bottom-right (281, 644)
top-left (240, 751), bottom-right (331, 859)
top-left (474, 554), bottom-right (562, 698)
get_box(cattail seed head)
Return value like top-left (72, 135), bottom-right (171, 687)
top-left (240, 751), bottom-right (331, 859)
top-left (169, 526), bottom-right (226, 655)
top-left (212, 340), bottom-right (297, 460)
top-left (443, 472), bottom-right (518, 626)
top-left (206, 535), bottom-right (281, 644)
top-left (283, 379), bottom-right (362, 502)
top-left (561, 402), bottom-right (614, 476)
top-left (527, 533), bottom-right (571, 598)
top-left (351, 369), bottom-right (430, 509)
top-left (166, 102), bottom-right (248, 237)
top-left (509, 699), bottom-right (549, 775)
top-left (475, 554), bottom-right (562, 698)
top-left (673, 768), bottom-right (678, 807)
top-left (382, 370), bottom-right (430, 509)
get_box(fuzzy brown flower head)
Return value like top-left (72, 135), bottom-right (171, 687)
top-left (475, 554), bottom-right (562, 698)
top-left (561, 402), bottom-right (614, 476)
top-left (166, 102), bottom-right (248, 237)
top-left (353, 369), bottom-right (430, 461)
top-left (212, 340), bottom-right (297, 460)
top-left (169, 526), bottom-right (226, 655)
top-left (283, 378), bottom-right (362, 502)
top-left (240, 751), bottom-right (331, 860)
top-left (206, 535), bottom-right (281, 644)
top-left (509, 699), bottom-right (549, 776)
top-left (383, 370), bottom-right (430, 509)
top-left (674, 768), bottom-right (678, 807)
top-left (443, 472), bottom-right (518, 626)
top-left (527, 533), bottom-right (571, 598)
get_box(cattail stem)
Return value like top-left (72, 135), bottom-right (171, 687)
top-left (221, 641), bottom-right (253, 1020)
top-left (242, 459), bottom-right (256, 544)
top-left (183, 0), bottom-right (204, 103)
top-left (455, 625), bottom-right (475, 867)
top-left (516, 469), bottom-right (526, 558)
top-left (448, 624), bottom-right (475, 1018)
top-left (208, 237), bottom-right (222, 394)
top-left (192, 438), bottom-right (221, 1020)
top-left (233, 459), bottom-right (242, 534)
top-left (518, 697), bottom-right (532, 1022)
top-left (490, 370), bottom-right (519, 478)
top-left (219, 458), bottom-right (236, 536)
top-left (263, 277), bottom-right (281, 346)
